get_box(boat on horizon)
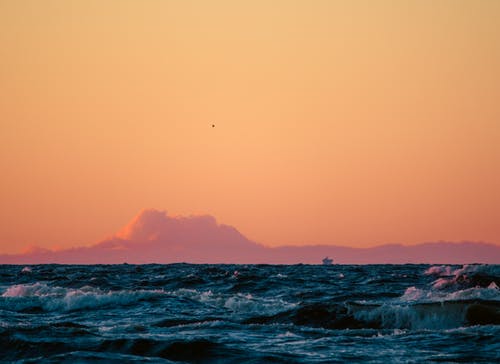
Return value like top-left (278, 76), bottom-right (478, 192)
top-left (322, 256), bottom-right (333, 265)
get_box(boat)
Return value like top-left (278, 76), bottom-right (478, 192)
top-left (322, 256), bottom-right (333, 265)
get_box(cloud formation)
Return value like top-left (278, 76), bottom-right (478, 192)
top-left (1, 209), bottom-right (499, 264)
top-left (0, 209), bottom-right (266, 264)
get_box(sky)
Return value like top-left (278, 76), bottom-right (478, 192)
top-left (1, 209), bottom-right (498, 264)
top-left (1, 1), bottom-right (499, 254)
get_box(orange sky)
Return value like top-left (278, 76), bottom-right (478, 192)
top-left (1, 1), bottom-right (499, 254)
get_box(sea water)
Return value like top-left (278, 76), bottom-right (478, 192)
top-left (0, 264), bottom-right (498, 363)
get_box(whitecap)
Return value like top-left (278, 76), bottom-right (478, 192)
top-left (488, 281), bottom-right (499, 290)
top-left (424, 265), bottom-right (454, 276)
top-left (168, 288), bottom-right (296, 316)
top-left (1, 282), bottom-right (165, 312)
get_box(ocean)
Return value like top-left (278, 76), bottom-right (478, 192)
top-left (0, 264), bottom-right (498, 363)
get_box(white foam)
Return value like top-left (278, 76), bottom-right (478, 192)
top-left (445, 286), bottom-right (500, 301)
top-left (425, 265), bottom-right (454, 276)
top-left (400, 286), bottom-right (427, 301)
top-left (20, 266), bottom-right (32, 273)
top-left (431, 278), bottom-right (455, 290)
top-left (169, 288), bottom-right (296, 316)
top-left (271, 274), bottom-right (287, 278)
top-left (452, 264), bottom-right (488, 277)
top-left (373, 329), bottom-right (407, 337)
top-left (424, 264), bottom-right (499, 293)
top-left (277, 331), bottom-right (299, 338)
top-left (488, 281), bottom-right (499, 290)
top-left (1, 283), bottom-right (164, 312)
top-left (425, 264), bottom-right (498, 279)
top-left (400, 284), bottom-right (500, 303)
top-left (360, 273), bottom-right (500, 330)
top-left (2, 282), bottom-right (66, 297)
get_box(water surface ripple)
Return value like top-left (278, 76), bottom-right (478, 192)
top-left (0, 264), bottom-right (498, 363)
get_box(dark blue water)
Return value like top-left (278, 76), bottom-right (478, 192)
top-left (1, 264), bottom-right (498, 363)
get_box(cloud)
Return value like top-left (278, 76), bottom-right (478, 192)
top-left (0, 209), bottom-right (266, 264)
top-left (1, 209), bottom-right (499, 264)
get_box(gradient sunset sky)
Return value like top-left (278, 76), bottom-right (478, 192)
top-left (1, 1), bottom-right (499, 254)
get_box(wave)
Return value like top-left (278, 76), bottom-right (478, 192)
top-left (378, 265), bottom-right (499, 329)
top-left (242, 266), bottom-right (500, 331)
top-left (243, 302), bottom-right (373, 330)
top-left (345, 265), bottom-right (500, 330)
top-left (425, 264), bottom-right (499, 277)
top-left (0, 283), bottom-right (164, 312)
top-left (0, 282), bottom-right (297, 319)
top-left (424, 264), bottom-right (499, 291)
top-left (1, 264), bottom-right (499, 363)
top-left (243, 298), bottom-right (500, 330)
top-left (167, 288), bottom-right (296, 316)
top-left (97, 338), bottom-right (229, 362)
top-left (401, 284), bottom-right (499, 303)
top-left (0, 335), bottom-right (298, 363)
top-left (0, 334), bottom-right (233, 363)
top-left (25, 351), bottom-right (179, 363)
top-left (349, 299), bottom-right (500, 329)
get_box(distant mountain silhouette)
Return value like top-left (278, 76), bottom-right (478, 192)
top-left (1, 209), bottom-right (499, 264)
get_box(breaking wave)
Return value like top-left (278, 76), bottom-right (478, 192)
top-left (0, 263), bottom-right (498, 362)
top-left (1, 283), bottom-right (164, 312)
